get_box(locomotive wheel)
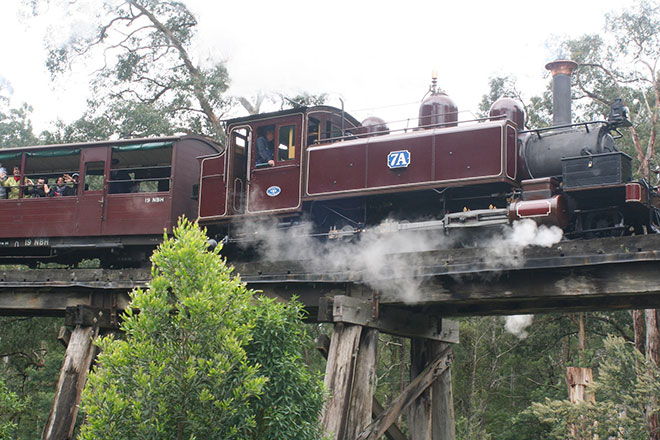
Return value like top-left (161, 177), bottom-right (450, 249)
top-left (581, 210), bottom-right (625, 238)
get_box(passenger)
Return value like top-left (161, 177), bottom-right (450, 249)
top-left (0, 167), bottom-right (7, 199)
top-left (63, 173), bottom-right (79, 195)
top-left (2, 166), bottom-right (23, 199)
top-left (110, 160), bottom-right (134, 193)
top-left (52, 176), bottom-right (73, 197)
top-left (25, 177), bottom-right (52, 198)
top-left (256, 128), bottom-right (275, 166)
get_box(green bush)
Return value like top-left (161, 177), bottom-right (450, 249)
top-left (79, 218), bottom-right (324, 440)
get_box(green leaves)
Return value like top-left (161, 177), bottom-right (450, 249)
top-left (33, 0), bottom-right (230, 140)
top-left (79, 218), bottom-right (324, 440)
top-left (0, 378), bottom-right (27, 439)
top-left (0, 102), bottom-right (38, 148)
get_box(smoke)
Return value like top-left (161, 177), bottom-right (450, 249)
top-left (231, 218), bottom-right (563, 303)
top-left (504, 315), bottom-right (534, 339)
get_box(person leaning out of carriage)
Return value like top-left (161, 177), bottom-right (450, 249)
top-left (24, 177), bottom-right (52, 198)
top-left (1, 166), bottom-right (25, 199)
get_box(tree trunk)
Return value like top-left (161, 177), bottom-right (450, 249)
top-left (646, 310), bottom-right (659, 365)
top-left (645, 309), bottom-right (660, 440)
top-left (633, 310), bottom-right (646, 355)
top-left (566, 367), bottom-right (594, 440)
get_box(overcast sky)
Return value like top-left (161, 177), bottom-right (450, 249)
top-left (0, 0), bottom-right (624, 133)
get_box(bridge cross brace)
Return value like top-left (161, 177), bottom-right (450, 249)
top-left (318, 295), bottom-right (458, 440)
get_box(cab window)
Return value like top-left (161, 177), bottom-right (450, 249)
top-left (307, 117), bottom-right (321, 145)
top-left (255, 125), bottom-right (275, 167)
top-left (277, 125), bottom-right (296, 162)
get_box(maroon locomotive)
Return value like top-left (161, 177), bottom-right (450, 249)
top-left (197, 60), bottom-right (659, 245)
top-left (0, 60), bottom-right (657, 266)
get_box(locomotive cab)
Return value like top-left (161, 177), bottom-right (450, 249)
top-left (198, 106), bottom-right (362, 229)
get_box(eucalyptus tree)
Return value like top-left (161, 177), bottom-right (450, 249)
top-left (562, 0), bottom-right (660, 181)
top-left (31, 0), bottom-right (231, 141)
top-left (0, 99), bottom-right (38, 147)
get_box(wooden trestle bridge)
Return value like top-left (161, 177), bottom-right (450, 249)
top-left (3, 234), bottom-right (660, 439)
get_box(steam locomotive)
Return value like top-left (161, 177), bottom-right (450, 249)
top-left (198, 59), bottom-right (659, 246)
top-left (0, 60), bottom-right (657, 266)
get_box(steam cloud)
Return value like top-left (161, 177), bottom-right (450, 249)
top-left (231, 218), bottom-right (563, 304)
top-left (233, 217), bottom-right (457, 302)
top-left (482, 219), bottom-right (564, 269)
top-left (504, 315), bottom-right (534, 339)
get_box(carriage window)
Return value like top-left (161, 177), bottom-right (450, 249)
top-left (110, 142), bottom-right (173, 193)
top-left (23, 149), bottom-right (81, 198)
top-left (277, 125), bottom-right (296, 161)
top-left (84, 162), bottom-right (105, 191)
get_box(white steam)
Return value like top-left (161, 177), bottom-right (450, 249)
top-left (233, 217), bottom-right (457, 303)
top-left (233, 218), bottom-right (563, 303)
top-left (504, 314), bottom-right (534, 339)
top-left (482, 219), bottom-right (563, 270)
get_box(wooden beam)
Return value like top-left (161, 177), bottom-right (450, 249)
top-left (57, 326), bottom-right (71, 349)
top-left (327, 296), bottom-right (458, 343)
top-left (407, 340), bottom-right (456, 440)
top-left (321, 323), bottom-right (363, 439)
top-left (432, 342), bottom-right (456, 440)
top-left (356, 347), bottom-right (453, 440)
top-left (317, 335), bottom-right (408, 440)
top-left (42, 325), bottom-right (98, 440)
top-left (372, 399), bottom-right (408, 440)
top-left (345, 328), bottom-right (378, 439)
top-left (65, 305), bottom-right (119, 329)
top-left (408, 339), bottom-right (433, 439)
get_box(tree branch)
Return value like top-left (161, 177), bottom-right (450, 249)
top-left (126, 0), bottom-right (222, 137)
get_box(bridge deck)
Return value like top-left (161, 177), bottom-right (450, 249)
top-left (1, 234), bottom-right (660, 317)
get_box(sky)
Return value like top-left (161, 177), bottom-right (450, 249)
top-left (0, 0), bottom-right (624, 133)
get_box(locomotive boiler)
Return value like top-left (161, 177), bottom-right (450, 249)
top-left (197, 59), bottom-right (659, 245)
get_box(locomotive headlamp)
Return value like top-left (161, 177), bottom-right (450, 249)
top-left (608, 98), bottom-right (632, 128)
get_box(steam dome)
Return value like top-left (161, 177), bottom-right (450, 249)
top-left (489, 98), bottom-right (525, 128)
top-left (360, 116), bottom-right (390, 136)
top-left (419, 91), bottom-right (458, 129)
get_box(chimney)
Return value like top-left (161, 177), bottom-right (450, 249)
top-left (545, 59), bottom-right (578, 126)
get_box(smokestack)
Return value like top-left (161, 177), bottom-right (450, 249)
top-left (545, 60), bottom-right (578, 126)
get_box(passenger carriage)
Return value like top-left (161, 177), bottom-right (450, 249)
top-left (0, 136), bottom-right (220, 266)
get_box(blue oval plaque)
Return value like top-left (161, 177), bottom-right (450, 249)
top-left (266, 186), bottom-right (281, 197)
